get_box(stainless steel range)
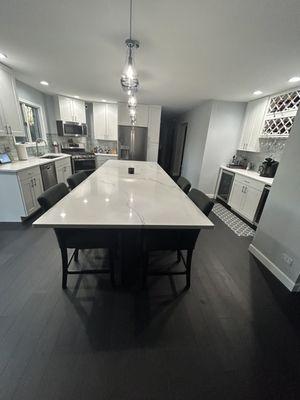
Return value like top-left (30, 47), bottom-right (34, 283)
top-left (61, 147), bottom-right (96, 176)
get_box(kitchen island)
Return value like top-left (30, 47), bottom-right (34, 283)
top-left (34, 160), bottom-right (214, 229)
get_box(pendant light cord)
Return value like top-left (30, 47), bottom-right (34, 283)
top-left (129, 0), bottom-right (132, 39)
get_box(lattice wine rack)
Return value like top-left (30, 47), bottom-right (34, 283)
top-left (261, 89), bottom-right (300, 137)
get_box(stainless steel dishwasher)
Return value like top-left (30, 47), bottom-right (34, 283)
top-left (40, 162), bottom-right (58, 190)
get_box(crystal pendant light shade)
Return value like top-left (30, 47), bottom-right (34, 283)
top-left (121, 42), bottom-right (139, 91)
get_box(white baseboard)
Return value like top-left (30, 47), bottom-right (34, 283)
top-left (249, 244), bottom-right (299, 291)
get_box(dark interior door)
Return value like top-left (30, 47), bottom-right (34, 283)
top-left (170, 122), bottom-right (188, 179)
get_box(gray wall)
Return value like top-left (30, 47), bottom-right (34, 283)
top-left (180, 101), bottom-right (213, 188)
top-left (250, 109), bottom-right (300, 290)
top-left (198, 101), bottom-right (246, 195)
top-left (179, 100), bottom-right (245, 194)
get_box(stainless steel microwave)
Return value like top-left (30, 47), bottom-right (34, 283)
top-left (56, 120), bottom-right (87, 137)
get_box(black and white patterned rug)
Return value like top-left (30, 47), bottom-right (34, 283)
top-left (212, 203), bottom-right (255, 237)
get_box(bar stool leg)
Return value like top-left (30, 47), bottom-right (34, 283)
top-left (185, 249), bottom-right (193, 290)
top-left (61, 247), bottom-right (68, 289)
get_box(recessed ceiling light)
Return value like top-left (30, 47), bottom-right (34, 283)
top-left (0, 52), bottom-right (7, 60)
top-left (101, 99), bottom-right (107, 102)
top-left (40, 80), bottom-right (49, 86)
top-left (74, 95), bottom-right (79, 99)
top-left (288, 76), bottom-right (300, 83)
top-left (253, 90), bottom-right (263, 95)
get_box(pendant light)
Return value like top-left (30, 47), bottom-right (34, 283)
top-left (120, 0), bottom-right (140, 92)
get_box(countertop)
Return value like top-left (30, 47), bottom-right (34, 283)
top-left (221, 165), bottom-right (274, 185)
top-left (0, 154), bottom-right (71, 173)
top-left (34, 160), bottom-right (214, 230)
top-left (94, 153), bottom-right (118, 157)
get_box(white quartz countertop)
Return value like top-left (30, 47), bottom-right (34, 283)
top-left (0, 154), bottom-right (71, 173)
top-left (221, 166), bottom-right (274, 186)
top-left (34, 160), bottom-right (214, 230)
top-left (95, 153), bottom-right (118, 157)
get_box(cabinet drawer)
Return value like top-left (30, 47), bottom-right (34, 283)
top-left (55, 157), bottom-right (71, 169)
top-left (18, 166), bottom-right (41, 182)
top-left (234, 175), bottom-right (264, 192)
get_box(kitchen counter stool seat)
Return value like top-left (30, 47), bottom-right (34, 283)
top-left (54, 228), bottom-right (117, 289)
top-left (177, 176), bottom-right (191, 194)
top-left (67, 171), bottom-right (87, 190)
top-left (142, 189), bottom-right (214, 290)
top-left (37, 182), bottom-right (116, 289)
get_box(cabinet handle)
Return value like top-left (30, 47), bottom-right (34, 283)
top-left (31, 178), bottom-right (34, 188)
top-left (34, 178), bottom-right (36, 186)
top-left (9, 126), bottom-right (12, 134)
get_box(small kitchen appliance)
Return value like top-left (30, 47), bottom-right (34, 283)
top-left (258, 158), bottom-right (279, 178)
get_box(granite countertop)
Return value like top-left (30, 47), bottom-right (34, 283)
top-left (0, 154), bottom-right (71, 173)
top-left (221, 165), bottom-right (274, 185)
top-left (33, 160), bottom-right (215, 230)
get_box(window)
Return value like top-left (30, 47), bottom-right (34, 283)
top-left (15, 101), bottom-right (43, 143)
top-left (261, 89), bottom-right (300, 137)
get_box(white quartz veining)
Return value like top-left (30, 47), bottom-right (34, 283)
top-left (221, 166), bottom-right (274, 185)
top-left (0, 154), bottom-right (71, 173)
top-left (34, 160), bottom-right (214, 230)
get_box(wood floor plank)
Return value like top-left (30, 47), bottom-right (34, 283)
top-left (0, 214), bottom-right (300, 399)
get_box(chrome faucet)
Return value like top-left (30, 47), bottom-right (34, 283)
top-left (36, 138), bottom-right (47, 157)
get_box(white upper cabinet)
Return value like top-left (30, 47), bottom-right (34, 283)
top-left (118, 103), bottom-right (149, 127)
top-left (72, 98), bottom-right (86, 123)
top-left (56, 96), bottom-right (86, 123)
top-left (93, 102), bottom-right (118, 141)
top-left (0, 64), bottom-right (24, 136)
top-left (238, 97), bottom-right (269, 152)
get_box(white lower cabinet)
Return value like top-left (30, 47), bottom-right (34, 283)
top-left (18, 167), bottom-right (44, 217)
top-left (228, 175), bottom-right (264, 223)
top-left (55, 158), bottom-right (72, 185)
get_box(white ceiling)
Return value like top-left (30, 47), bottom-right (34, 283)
top-left (0, 0), bottom-right (300, 112)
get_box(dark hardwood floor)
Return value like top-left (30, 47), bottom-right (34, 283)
top-left (1, 214), bottom-right (300, 400)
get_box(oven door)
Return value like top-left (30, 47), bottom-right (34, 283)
top-left (73, 158), bottom-right (96, 175)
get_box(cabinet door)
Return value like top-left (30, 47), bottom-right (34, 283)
top-left (20, 178), bottom-right (36, 216)
top-left (135, 105), bottom-right (149, 127)
top-left (228, 180), bottom-right (245, 212)
top-left (107, 103), bottom-right (118, 140)
top-left (56, 165), bottom-right (65, 184)
top-left (58, 96), bottom-right (74, 121)
top-left (0, 103), bottom-right (7, 135)
top-left (63, 163), bottom-right (72, 183)
top-left (239, 97), bottom-right (268, 152)
top-left (73, 99), bottom-right (86, 123)
top-left (93, 103), bottom-right (107, 139)
top-left (32, 173), bottom-right (44, 203)
top-left (241, 185), bottom-right (263, 222)
top-left (118, 103), bottom-right (149, 127)
top-left (0, 67), bottom-right (24, 135)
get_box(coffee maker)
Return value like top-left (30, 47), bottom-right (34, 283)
top-left (258, 158), bottom-right (279, 178)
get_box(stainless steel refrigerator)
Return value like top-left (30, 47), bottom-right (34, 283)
top-left (118, 125), bottom-right (148, 161)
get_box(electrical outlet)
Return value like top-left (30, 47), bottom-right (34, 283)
top-left (282, 252), bottom-right (294, 267)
